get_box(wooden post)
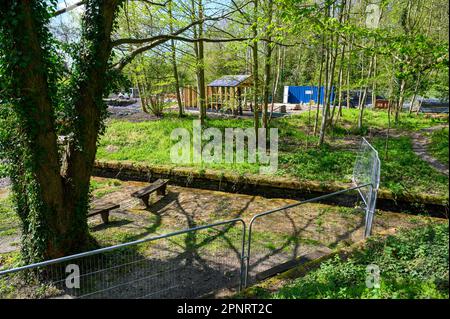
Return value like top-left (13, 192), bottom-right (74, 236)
top-left (189, 85), bottom-right (193, 108)
top-left (205, 86), bottom-right (209, 109)
top-left (226, 86), bottom-right (229, 110)
top-left (216, 87), bottom-right (219, 110)
top-left (233, 87), bottom-right (237, 116)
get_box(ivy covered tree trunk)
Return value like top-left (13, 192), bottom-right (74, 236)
top-left (0, 0), bottom-right (122, 262)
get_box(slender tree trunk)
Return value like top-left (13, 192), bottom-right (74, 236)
top-left (409, 73), bottom-right (421, 114)
top-left (319, 2), bottom-right (340, 146)
top-left (169, 1), bottom-right (183, 117)
top-left (395, 78), bottom-right (406, 124)
top-left (346, 36), bottom-right (352, 109)
top-left (384, 75), bottom-right (395, 160)
top-left (314, 35), bottom-right (325, 135)
top-left (252, 0), bottom-right (260, 138)
top-left (197, 0), bottom-right (206, 120)
top-left (191, 0), bottom-right (206, 123)
top-left (371, 55), bottom-right (377, 110)
top-left (357, 54), bottom-right (375, 130)
top-left (262, 0), bottom-right (274, 129)
top-left (385, 100), bottom-right (392, 160)
top-left (137, 78), bottom-right (149, 114)
top-left (270, 45), bottom-right (282, 122)
top-left (318, 30), bottom-right (331, 146)
top-left (329, 0), bottom-right (346, 127)
top-left (332, 42), bottom-right (346, 127)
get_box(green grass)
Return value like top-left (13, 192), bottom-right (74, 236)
top-left (372, 137), bottom-right (448, 196)
top-left (90, 178), bottom-right (123, 199)
top-left (97, 109), bottom-right (449, 198)
top-left (0, 179), bottom-right (124, 240)
top-left (98, 114), bottom-right (261, 174)
top-left (428, 127), bottom-right (449, 165)
top-left (340, 109), bottom-right (447, 132)
top-left (0, 195), bottom-right (19, 238)
top-left (271, 222), bottom-right (449, 299)
top-left (0, 163), bottom-right (6, 178)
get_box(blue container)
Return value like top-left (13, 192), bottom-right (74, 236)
top-left (286, 86), bottom-right (334, 104)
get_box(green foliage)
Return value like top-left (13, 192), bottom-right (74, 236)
top-left (428, 127), bottom-right (449, 165)
top-left (0, 195), bottom-right (19, 238)
top-left (90, 178), bottom-right (123, 199)
top-left (272, 223), bottom-right (449, 299)
top-left (0, 163), bottom-right (6, 178)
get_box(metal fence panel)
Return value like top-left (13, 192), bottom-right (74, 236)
top-left (245, 138), bottom-right (381, 286)
top-left (0, 219), bottom-right (246, 299)
top-left (352, 138), bottom-right (381, 237)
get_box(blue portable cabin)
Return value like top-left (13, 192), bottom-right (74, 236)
top-left (283, 86), bottom-right (334, 105)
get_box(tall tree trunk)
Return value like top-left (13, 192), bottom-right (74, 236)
top-left (329, 0), bottom-right (347, 127)
top-left (409, 73), bottom-right (421, 114)
top-left (318, 31), bottom-right (331, 146)
top-left (137, 78), bottom-right (149, 114)
top-left (270, 45), bottom-right (282, 121)
top-left (197, 0), bottom-right (206, 120)
top-left (314, 35), bottom-right (325, 135)
top-left (252, 0), bottom-right (260, 138)
top-left (262, 0), bottom-right (274, 129)
top-left (191, 0), bottom-right (206, 123)
top-left (332, 42), bottom-right (346, 127)
top-left (169, 0), bottom-right (183, 117)
top-left (395, 78), bottom-right (406, 124)
top-left (357, 54), bottom-right (375, 130)
top-left (346, 35), bottom-right (353, 109)
top-left (371, 54), bottom-right (377, 110)
top-left (0, 1), bottom-right (121, 261)
top-left (319, 2), bottom-right (339, 146)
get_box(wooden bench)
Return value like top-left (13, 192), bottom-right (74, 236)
top-left (88, 202), bottom-right (120, 224)
top-left (131, 179), bottom-right (169, 207)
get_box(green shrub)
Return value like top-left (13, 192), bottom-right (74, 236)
top-left (272, 223), bottom-right (449, 299)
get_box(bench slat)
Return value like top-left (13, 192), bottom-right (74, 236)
top-left (131, 179), bottom-right (168, 198)
top-left (88, 202), bottom-right (120, 216)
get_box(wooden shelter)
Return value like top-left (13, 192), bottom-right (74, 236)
top-left (183, 75), bottom-right (253, 115)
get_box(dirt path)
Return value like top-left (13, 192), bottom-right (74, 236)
top-left (367, 125), bottom-right (448, 176)
top-left (410, 125), bottom-right (448, 176)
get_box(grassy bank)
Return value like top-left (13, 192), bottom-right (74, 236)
top-left (269, 222), bottom-right (449, 299)
top-left (428, 127), bottom-right (449, 165)
top-left (0, 164), bottom-right (6, 179)
top-left (97, 109), bottom-right (449, 198)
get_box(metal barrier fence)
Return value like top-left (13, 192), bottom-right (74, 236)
top-left (353, 138), bottom-right (381, 238)
top-left (0, 219), bottom-right (246, 299)
top-left (0, 138), bottom-right (380, 298)
top-left (245, 137), bottom-right (381, 286)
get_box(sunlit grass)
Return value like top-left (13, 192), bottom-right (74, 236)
top-left (428, 127), bottom-right (449, 165)
top-left (96, 109), bottom-right (449, 197)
